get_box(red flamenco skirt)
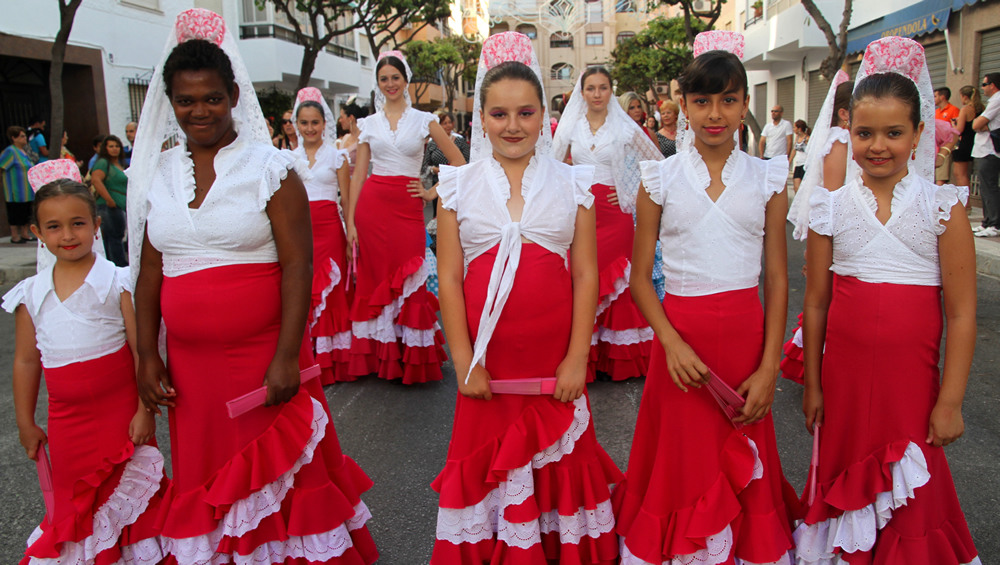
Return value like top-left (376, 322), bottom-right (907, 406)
top-left (157, 263), bottom-right (378, 565)
top-left (779, 313), bottom-right (804, 385)
top-left (309, 200), bottom-right (353, 385)
top-left (349, 175), bottom-right (446, 384)
top-left (612, 287), bottom-right (799, 565)
top-left (21, 345), bottom-right (167, 565)
top-left (590, 183), bottom-right (651, 382)
top-left (794, 275), bottom-right (979, 565)
top-left (431, 244), bottom-right (625, 564)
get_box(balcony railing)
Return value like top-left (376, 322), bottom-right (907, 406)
top-left (240, 24), bottom-right (359, 61)
top-left (744, 13), bottom-right (762, 29)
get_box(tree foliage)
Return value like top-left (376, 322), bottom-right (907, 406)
top-left (659, 0), bottom-right (725, 44)
top-left (403, 36), bottom-right (480, 111)
top-left (801, 0), bottom-right (853, 80)
top-left (358, 0), bottom-right (453, 60)
top-left (610, 15), bottom-right (704, 97)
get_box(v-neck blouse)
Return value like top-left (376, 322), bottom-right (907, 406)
top-left (2, 255), bottom-right (132, 368)
top-left (809, 172), bottom-right (968, 286)
top-left (569, 120), bottom-right (616, 185)
top-left (145, 136), bottom-right (310, 277)
top-left (358, 107), bottom-right (436, 178)
top-left (640, 147), bottom-right (788, 297)
top-left (294, 142), bottom-right (346, 202)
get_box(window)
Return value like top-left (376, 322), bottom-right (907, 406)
top-left (120, 0), bottom-right (161, 11)
top-left (241, 0), bottom-right (268, 23)
top-left (616, 31), bottom-right (635, 44)
top-left (586, 32), bottom-right (603, 45)
top-left (550, 32), bottom-right (573, 48)
top-left (490, 22), bottom-right (510, 35)
top-left (551, 63), bottom-right (574, 80)
top-left (516, 24), bottom-right (537, 39)
top-left (587, 0), bottom-right (603, 23)
top-left (127, 78), bottom-right (149, 123)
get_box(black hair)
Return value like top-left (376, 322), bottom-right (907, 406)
top-left (32, 179), bottom-right (97, 226)
top-left (479, 61), bottom-right (545, 109)
top-left (851, 72), bottom-right (921, 128)
top-left (92, 134), bottom-right (106, 148)
top-left (341, 101), bottom-right (369, 120)
top-left (831, 80), bottom-right (854, 128)
top-left (7, 126), bottom-right (25, 142)
top-left (29, 116), bottom-right (43, 126)
top-left (98, 134), bottom-right (123, 164)
top-left (678, 50), bottom-right (748, 98)
top-left (162, 39), bottom-right (236, 98)
top-left (581, 66), bottom-right (612, 89)
top-left (985, 73), bottom-right (1000, 88)
top-left (296, 100), bottom-right (325, 121)
top-left (375, 56), bottom-right (408, 82)
top-left (934, 86), bottom-right (952, 100)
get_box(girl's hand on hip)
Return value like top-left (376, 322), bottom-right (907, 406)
top-left (407, 179), bottom-right (437, 201)
top-left (606, 187), bottom-right (619, 206)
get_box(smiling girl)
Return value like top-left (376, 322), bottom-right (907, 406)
top-left (795, 37), bottom-right (980, 565)
top-left (431, 31), bottom-right (623, 564)
top-left (344, 51), bottom-right (464, 384)
top-left (614, 31), bottom-right (798, 565)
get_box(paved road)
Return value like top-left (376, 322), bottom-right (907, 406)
top-left (1, 227), bottom-right (997, 562)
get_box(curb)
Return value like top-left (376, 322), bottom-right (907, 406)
top-left (975, 238), bottom-right (1000, 278)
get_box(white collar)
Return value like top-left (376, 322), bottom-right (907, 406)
top-left (30, 254), bottom-right (117, 316)
top-left (486, 153), bottom-right (541, 203)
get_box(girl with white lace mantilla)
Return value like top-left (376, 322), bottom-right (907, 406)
top-left (616, 31), bottom-right (799, 565)
top-left (431, 31), bottom-right (623, 564)
top-left (553, 66), bottom-right (663, 382)
top-left (796, 36), bottom-right (980, 565)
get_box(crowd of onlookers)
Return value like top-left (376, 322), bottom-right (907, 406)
top-left (0, 117), bottom-right (135, 264)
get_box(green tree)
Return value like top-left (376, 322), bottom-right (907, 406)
top-left (610, 15), bottom-right (704, 97)
top-left (801, 0), bottom-right (853, 80)
top-left (659, 0), bottom-right (726, 44)
top-left (437, 36), bottom-right (481, 112)
top-left (403, 40), bottom-right (460, 105)
top-left (358, 0), bottom-right (453, 60)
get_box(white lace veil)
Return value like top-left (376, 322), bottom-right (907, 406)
top-left (847, 37), bottom-right (936, 182)
top-left (551, 73), bottom-right (662, 214)
top-left (373, 50), bottom-right (413, 113)
top-left (470, 32), bottom-right (552, 162)
top-left (292, 87), bottom-right (338, 145)
top-left (26, 159), bottom-right (107, 272)
top-left (675, 30), bottom-right (746, 154)
top-left (787, 69), bottom-right (849, 240)
top-left (126, 8), bottom-right (273, 287)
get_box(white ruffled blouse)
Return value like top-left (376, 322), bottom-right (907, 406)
top-left (569, 120), bottom-right (616, 185)
top-left (640, 147), bottom-right (788, 297)
top-left (808, 172), bottom-right (968, 286)
top-left (358, 107), bottom-right (436, 178)
top-left (2, 255), bottom-right (132, 368)
top-left (146, 135), bottom-right (310, 278)
top-left (438, 155), bottom-right (595, 379)
top-left (821, 126), bottom-right (850, 159)
top-left (295, 142), bottom-right (346, 202)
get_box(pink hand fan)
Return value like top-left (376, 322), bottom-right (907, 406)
top-left (36, 444), bottom-right (55, 522)
top-left (489, 378), bottom-right (557, 395)
top-left (226, 364), bottom-right (322, 418)
top-left (705, 368), bottom-right (747, 430)
top-left (808, 422), bottom-right (821, 505)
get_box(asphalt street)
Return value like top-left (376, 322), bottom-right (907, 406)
top-left (1, 226), bottom-right (997, 563)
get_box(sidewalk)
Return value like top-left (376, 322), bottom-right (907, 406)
top-left (0, 239), bottom-right (38, 285)
top-left (970, 207), bottom-right (1000, 278)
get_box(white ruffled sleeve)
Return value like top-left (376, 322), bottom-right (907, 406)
top-left (571, 165), bottom-right (595, 209)
top-left (357, 116), bottom-right (373, 145)
top-left (640, 160), bottom-right (664, 205)
top-left (822, 127), bottom-right (851, 158)
top-left (932, 183), bottom-right (971, 235)
top-left (114, 267), bottom-right (134, 295)
top-left (764, 155), bottom-right (789, 199)
top-left (2, 279), bottom-right (30, 314)
top-left (808, 186), bottom-right (834, 236)
top-left (437, 165), bottom-right (460, 211)
top-left (259, 149), bottom-right (313, 211)
top-left (415, 110), bottom-right (436, 139)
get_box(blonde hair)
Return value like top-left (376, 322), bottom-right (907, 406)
top-left (659, 99), bottom-right (679, 115)
top-left (618, 92), bottom-right (645, 115)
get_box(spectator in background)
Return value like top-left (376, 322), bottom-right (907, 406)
top-left (0, 126), bottom-right (35, 243)
top-left (953, 84), bottom-right (984, 194)
top-left (759, 105), bottom-right (793, 160)
top-left (935, 117), bottom-right (960, 186)
top-left (619, 91), bottom-right (658, 144)
top-left (272, 109), bottom-right (298, 150)
top-left (88, 134), bottom-right (106, 170)
top-left (90, 134), bottom-right (128, 265)
top-left (122, 121), bottom-right (137, 166)
top-left (59, 130), bottom-right (84, 169)
top-left (934, 87), bottom-right (960, 184)
top-left (972, 72), bottom-right (1000, 237)
top-left (792, 119), bottom-right (810, 194)
top-left (420, 110), bottom-right (470, 216)
top-left (656, 99), bottom-right (679, 158)
top-left (26, 116), bottom-right (48, 164)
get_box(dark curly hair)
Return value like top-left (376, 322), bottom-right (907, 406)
top-left (162, 39), bottom-right (236, 98)
top-left (341, 101), bottom-right (369, 121)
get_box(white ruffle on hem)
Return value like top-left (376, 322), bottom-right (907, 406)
top-left (160, 397), bottom-right (372, 565)
top-left (352, 258), bottom-right (439, 346)
top-left (595, 262), bottom-right (630, 319)
top-left (592, 326), bottom-right (655, 347)
top-left (793, 442), bottom-right (930, 565)
top-left (317, 331), bottom-right (352, 354)
top-left (311, 258), bottom-right (342, 330)
top-left (26, 445), bottom-right (166, 565)
top-left (436, 397), bottom-right (615, 549)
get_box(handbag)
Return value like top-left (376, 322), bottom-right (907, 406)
top-left (990, 127), bottom-right (1000, 153)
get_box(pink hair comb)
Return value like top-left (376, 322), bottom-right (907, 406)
top-left (27, 159), bottom-right (82, 192)
top-left (296, 87), bottom-right (324, 104)
top-left (480, 32), bottom-right (535, 70)
top-left (226, 364), bottom-right (322, 418)
top-left (861, 36), bottom-right (926, 85)
top-left (693, 30), bottom-right (745, 59)
top-left (175, 8), bottom-right (226, 46)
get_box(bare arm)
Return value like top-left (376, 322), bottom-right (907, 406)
top-left (786, 134), bottom-right (794, 159)
top-left (337, 158), bottom-right (351, 217)
top-left (802, 228), bottom-right (834, 433)
top-left (758, 136), bottom-right (767, 157)
top-left (345, 142), bottom-right (371, 259)
top-left (263, 170), bottom-right (313, 406)
top-left (972, 115), bottom-right (990, 132)
top-left (929, 201), bottom-right (977, 447)
top-left (428, 122), bottom-right (467, 166)
top-left (134, 228), bottom-right (174, 414)
top-left (554, 203), bottom-right (598, 403)
top-left (823, 142), bottom-right (849, 190)
top-left (91, 168), bottom-right (116, 208)
top-left (121, 290), bottom-right (154, 444)
top-left (13, 306), bottom-right (46, 460)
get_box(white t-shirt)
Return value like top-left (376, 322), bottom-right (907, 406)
top-left (761, 119), bottom-right (793, 159)
top-left (972, 93), bottom-right (1000, 159)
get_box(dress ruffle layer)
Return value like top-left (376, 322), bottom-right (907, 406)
top-left (348, 255), bottom-right (447, 384)
top-left (432, 396), bottom-right (624, 564)
top-left (157, 392), bottom-right (377, 565)
top-left (312, 256), bottom-right (353, 384)
top-left (22, 444), bottom-right (166, 565)
top-left (590, 258), bottom-right (652, 381)
top-left (779, 314), bottom-right (804, 385)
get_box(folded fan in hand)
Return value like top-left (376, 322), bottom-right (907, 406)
top-left (705, 368), bottom-right (747, 430)
top-left (226, 364), bottom-right (322, 418)
top-left (808, 422), bottom-right (821, 505)
top-left (36, 444), bottom-right (54, 522)
top-left (489, 378), bottom-right (557, 395)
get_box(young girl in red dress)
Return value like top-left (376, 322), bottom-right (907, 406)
top-left (8, 160), bottom-right (166, 565)
top-left (431, 31), bottom-right (624, 564)
top-left (292, 88), bottom-right (354, 384)
top-left (795, 36), bottom-right (980, 565)
top-left (617, 31), bottom-right (799, 565)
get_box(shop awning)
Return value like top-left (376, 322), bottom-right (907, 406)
top-left (846, 0), bottom-right (953, 54)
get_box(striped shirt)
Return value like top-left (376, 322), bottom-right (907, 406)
top-left (0, 145), bottom-right (33, 203)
